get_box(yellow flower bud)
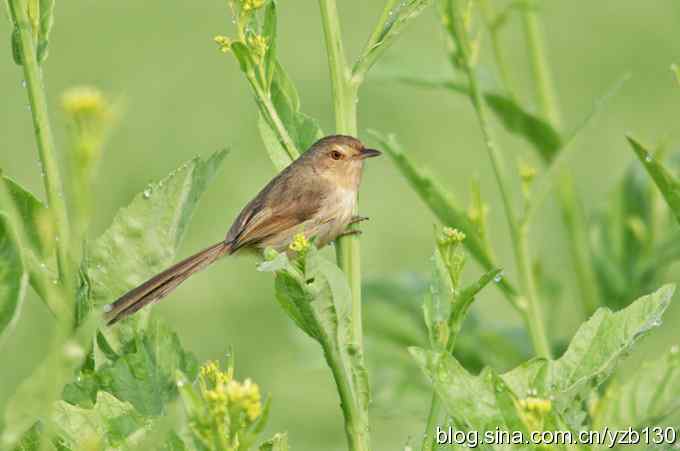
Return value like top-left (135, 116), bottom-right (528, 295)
top-left (214, 35), bottom-right (232, 53)
top-left (242, 0), bottom-right (265, 11)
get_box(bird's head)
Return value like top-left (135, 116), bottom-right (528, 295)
top-left (305, 135), bottom-right (381, 189)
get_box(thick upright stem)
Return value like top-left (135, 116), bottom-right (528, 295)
top-left (521, 4), bottom-right (600, 316)
top-left (318, 1), bottom-right (370, 450)
top-left (318, 0), bottom-right (363, 350)
top-left (10, 0), bottom-right (72, 288)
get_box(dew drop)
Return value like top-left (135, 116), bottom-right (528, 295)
top-left (26, 104), bottom-right (31, 112)
top-left (143, 187), bottom-right (152, 198)
top-left (494, 272), bottom-right (503, 283)
top-left (21, 80), bottom-right (26, 88)
top-left (102, 303), bottom-right (112, 313)
top-left (176, 379), bottom-right (185, 388)
top-left (645, 153), bottom-right (652, 163)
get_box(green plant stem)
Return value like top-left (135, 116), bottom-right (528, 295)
top-left (318, 0), bottom-right (362, 349)
top-left (478, 0), bottom-right (516, 99)
top-left (520, 3), bottom-right (600, 316)
top-left (324, 344), bottom-right (370, 451)
top-left (318, 1), bottom-right (370, 450)
top-left (446, 0), bottom-right (552, 358)
top-left (10, 0), bottom-right (72, 289)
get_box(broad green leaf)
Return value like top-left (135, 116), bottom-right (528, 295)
top-left (83, 149), bottom-right (228, 313)
top-left (0, 215), bottom-right (27, 341)
top-left (368, 130), bottom-right (517, 300)
top-left (259, 433), bottom-right (288, 451)
top-left (1, 175), bottom-right (53, 257)
top-left (53, 392), bottom-right (149, 449)
top-left (259, 247), bottom-right (370, 415)
top-left (592, 347), bottom-right (680, 430)
top-left (230, 41), bottom-right (254, 74)
top-left (503, 285), bottom-right (674, 425)
top-left (1, 315), bottom-right (100, 450)
top-left (63, 318), bottom-right (198, 417)
top-left (628, 135), bottom-right (680, 226)
top-left (411, 285), bottom-right (675, 436)
top-left (410, 348), bottom-right (535, 448)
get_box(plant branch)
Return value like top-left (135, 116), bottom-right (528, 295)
top-left (317, 1), bottom-right (369, 450)
top-left (520, 1), bottom-right (601, 316)
top-left (9, 0), bottom-right (72, 290)
top-left (444, 0), bottom-right (551, 358)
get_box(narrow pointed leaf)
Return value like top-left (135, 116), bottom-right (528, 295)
top-left (628, 135), bottom-right (680, 226)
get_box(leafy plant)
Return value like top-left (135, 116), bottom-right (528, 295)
top-left (1, 0), bottom-right (679, 450)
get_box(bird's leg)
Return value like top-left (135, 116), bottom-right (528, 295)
top-left (349, 215), bottom-right (369, 225)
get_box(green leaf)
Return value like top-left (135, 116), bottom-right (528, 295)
top-left (1, 175), bottom-right (53, 257)
top-left (484, 94), bottom-right (562, 163)
top-left (262, 0), bottom-right (277, 89)
top-left (353, 0), bottom-right (434, 78)
top-left (503, 285), bottom-right (674, 424)
top-left (11, 27), bottom-right (22, 66)
top-left (259, 432), bottom-right (288, 451)
top-left (36, 0), bottom-right (54, 63)
top-left (83, 149), bottom-right (228, 313)
top-left (1, 315), bottom-right (100, 450)
top-left (258, 114), bottom-right (293, 172)
top-left (53, 392), bottom-right (149, 449)
top-left (388, 76), bottom-right (562, 161)
top-left (368, 130), bottom-right (517, 300)
top-left (260, 247), bottom-right (370, 415)
top-left (63, 318), bottom-right (198, 417)
top-left (628, 135), bottom-right (680, 226)
top-left (412, 285), bottom-right (675, 434)
top-left (0, 215), bottom-right (27, 341)
top-left (593, 347), bottom-right (680, 429)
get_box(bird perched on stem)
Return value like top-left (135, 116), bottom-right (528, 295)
top-left (104, 135), bottom-right (381, 325)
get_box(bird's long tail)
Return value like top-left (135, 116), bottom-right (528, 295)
top-left (104, 240), bottom-right (232, 325)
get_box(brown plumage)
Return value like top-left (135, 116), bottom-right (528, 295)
top-left (104, 135), bottom-right (381, 325)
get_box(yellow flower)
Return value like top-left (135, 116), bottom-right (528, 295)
top-left (438, 227), bottom-right (466, 246)
top-left (227, 378), bottom-right (262, 421)
top-left (61, 86), bottom-right (110, 119)
top-left (247, 34), bottom-right (268, 62)
top-left (242, 0), bottom-right (265, 11)
top-left (214, 35), bottom-right (232, 53)
top-left (289, 233), bottom-right (310, 254)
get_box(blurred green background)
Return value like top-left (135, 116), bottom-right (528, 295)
top-left (2, 1), bottom-right (680, 449)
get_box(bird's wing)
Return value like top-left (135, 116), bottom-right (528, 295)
top-left (226, 176), bottom-right (327, 252)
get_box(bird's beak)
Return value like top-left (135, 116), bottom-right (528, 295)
top-left (359, 148), bottom-right (382, 159)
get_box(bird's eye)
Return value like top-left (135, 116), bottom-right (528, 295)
top-left (330, 150), bottom-right (343, 160)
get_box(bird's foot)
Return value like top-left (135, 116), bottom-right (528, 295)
top-left (338, 229), bottom-right (363, 238)
top-left (349, 215), bottom-right (369, 225)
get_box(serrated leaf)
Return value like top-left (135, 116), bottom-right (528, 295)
top-left (628, 136), bottom-right (680, 226)
top-left (83, 149), bottom-right (228, 313)
top-left (593, 347), bottom-right (680, 430)
top-left (53, 392), bottom-right (149, 449)
top-left (368, 130), bottom-right (517, 300)
top-left (0, 215), bottom-right (27, 341)
top-left (63, 318), bottom-right (198, 417)
top-left (1, 315), bottom-right (100, 450)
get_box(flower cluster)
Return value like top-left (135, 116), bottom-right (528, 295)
top-left (289, 233), bottom-right (310, 254)
top-left (517, 396), bottom-right (552, 431)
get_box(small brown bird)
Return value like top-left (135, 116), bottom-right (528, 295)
top-left (104, 135), bottom-right (381, 325)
